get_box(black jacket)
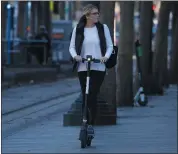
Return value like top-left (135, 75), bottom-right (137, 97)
top-left (73, 22), bottom-right (107, 71)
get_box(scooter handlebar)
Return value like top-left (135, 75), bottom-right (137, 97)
top-left (82, 58), bottom-right (101, 63)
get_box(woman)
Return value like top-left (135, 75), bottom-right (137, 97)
top-left (69, 4), bottom-right (113, 132)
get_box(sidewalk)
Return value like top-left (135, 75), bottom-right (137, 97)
top-left (2, 77), bottom-right (80, 115)
top-left (2, 85), bottom-right (177, 153)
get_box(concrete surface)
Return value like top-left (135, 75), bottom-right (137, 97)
top-left (2, 85), bottom-right (177, 153)
top-left (2, 78), bottom-right (80, 115)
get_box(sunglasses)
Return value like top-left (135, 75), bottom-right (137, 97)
top-left (90, 12), bottom-right (100, 16)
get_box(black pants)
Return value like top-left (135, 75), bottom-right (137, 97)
top-left (78, 70), bottom-right (105, 125)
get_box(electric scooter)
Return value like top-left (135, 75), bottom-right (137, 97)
top-left (134, 41), bottom-right (148, 106)
top-left (79, 55), bottom-right (100, 148)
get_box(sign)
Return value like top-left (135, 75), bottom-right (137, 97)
top-left (52, 28), bottom-right (64, 39)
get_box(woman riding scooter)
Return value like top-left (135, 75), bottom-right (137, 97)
top-left (69, 4), bottom-right (113, 137)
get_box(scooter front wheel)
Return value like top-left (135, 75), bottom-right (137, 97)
top-left (80, 129), bottom-right (87, 148)
top-left (138, 95), bottom-right (148, 106)
top-left (87, 137), bottom-right (92, 146)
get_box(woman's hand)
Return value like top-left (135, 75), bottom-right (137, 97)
top-left (74, 55), bottom-right (82, 62)
top-left (100, 56), bottom-right (108, 63)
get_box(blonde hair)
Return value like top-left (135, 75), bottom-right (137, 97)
top-left (82, 4), bottom-right (98, 16)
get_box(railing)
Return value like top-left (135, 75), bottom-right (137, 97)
top-left (1, 39), bottom-right (72, 68)
top-left (51, 40), bottom-right (71, 64)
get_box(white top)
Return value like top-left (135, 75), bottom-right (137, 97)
top-left (69, 24), bottom-right (113, 72)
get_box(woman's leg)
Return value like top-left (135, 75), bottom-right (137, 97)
top-left (88, 70), bottom-right (106, 125)
top-left (78, 71), bottom-right (88, 121)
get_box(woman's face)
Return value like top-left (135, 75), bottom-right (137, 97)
top-left (87, 8), bottom-right (99, 23)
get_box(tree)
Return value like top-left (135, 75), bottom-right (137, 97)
top-left (139, 2), bottom-right (154, 94)
top-left (17, 1), bottom-right (27, 38)
top-left (30, 1), bottom-right (38, 35)
top-left (63, 1), bottom-right (116, 126)
top-left (1, 1), bottom-right (7, 40)
top-left (36, 2), bottom-right (51, 34)
top-left (59, 1), bottom-right (65, 19)
top-left (117, 2), bottom-right (135, 106)
top-left (170, 3), bottom-right (178, 84)
top-left (82, 1), bottom-right (117, 124)
top-left (98, 1), bottom-right (117, 116)
top-left (1, 1), bottom-right (8, 80)
top-left (152, 1), bottom-right (171, 93)
top-left (43, 1), bottom-right (51, 35)
top-left (36, 2), bottom-right (44, 30)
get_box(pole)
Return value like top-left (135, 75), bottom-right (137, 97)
top-left (65, 1), bottom-right (69, 20)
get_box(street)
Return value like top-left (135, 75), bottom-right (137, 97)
top-left (2, 78), bottom-right (177, 153)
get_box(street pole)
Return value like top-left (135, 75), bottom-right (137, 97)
top-left (65, 1), bottom-right (69, 20)
top-left (6, 4), bottom-right (12, 65)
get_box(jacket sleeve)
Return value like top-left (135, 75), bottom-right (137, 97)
top-left (69, 27), bottom-right (77, 58)
top-left (103, 24), bottom-right (113, 59)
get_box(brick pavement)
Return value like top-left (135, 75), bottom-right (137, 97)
top-left (2, 78), bottom-right (80, 115)
top-left (2, 85), bottom-right (177, 153)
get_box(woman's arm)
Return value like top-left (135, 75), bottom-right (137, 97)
top-left (103, 24), bottom-right (113, 59)
top-left (69, 27), bottom-right (77, 58)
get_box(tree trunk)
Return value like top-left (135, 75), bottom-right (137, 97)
top-left (43, 1), bottom-right (51, 35)
top-left (1, 1), bottom-right (7, 80)
top-left (59, 1), bottom-right (65, 20)
top-left (170, 4), bottom-right (178, 84)
top-left (99, 1), bottom-right (116, 113)
top-left (152, 2), bottom-right (171, 94)
top-left (37, 1), bottom-right (44, 31)
top-left (139, 2), bottom-right (154, 93)
top-left (63, 1), bottom-right (116, 126)
top-left (36, 2), bottom-right (51, 34)
top-left (170, 3), bottom-right (178, 84)
top-left (31, 1), bottom-right (38, 35)
top-left (117, 2), bottom-right (134, 106)
top-left (17, 1), bottom-right (27, 38)
top-left (1, 1), bottom-right (7, 40)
